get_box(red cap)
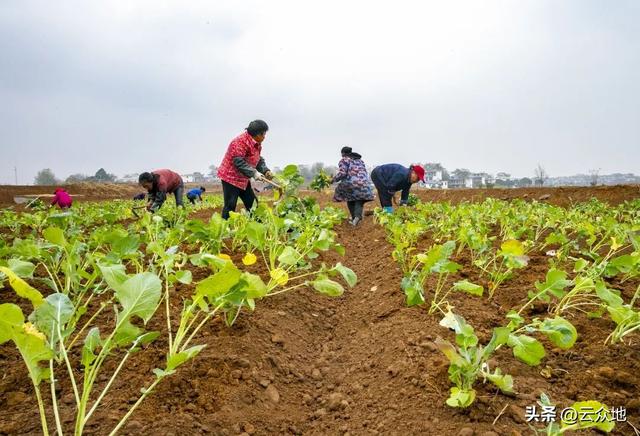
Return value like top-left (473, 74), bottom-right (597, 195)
top-left (411, 165), bottom-right (425, 182)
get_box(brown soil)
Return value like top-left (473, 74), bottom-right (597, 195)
top-left (411, 185), bottom-right (640, 207)
top-left (1, 185), bottom-right (640, 436)
top-left (307, 184), bottom-right (640, 208)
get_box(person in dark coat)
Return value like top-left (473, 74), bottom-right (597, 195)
top-left (133, 192), bottom-right (146, 201)
top-left (217, 120), bottom-right (273, 219)
top-left (370, 164), bottom-right (424, 213)
top-left (332, 146), bottom-right (374, 226)
top-left (138, 169), bottom-right (184, 212)
top-left (187, 186), bottom-right (206, 204)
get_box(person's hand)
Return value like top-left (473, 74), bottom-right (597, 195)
top-left (264, 171), bottom-right (274, 180)
top-left (391, 194), bottom-right (399, 206)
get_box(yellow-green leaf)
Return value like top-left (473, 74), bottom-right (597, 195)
top-left (0, 267), bottom-right (44, 308)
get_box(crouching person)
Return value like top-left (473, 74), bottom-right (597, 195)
top-left (187, 186), bottom-right (206, 204)
top-left (138, 169), bottom-right (184, 212)
top-left (51, 188), bottom-right (72, 209)
top-left (370, 164), bottom-right (424, 213)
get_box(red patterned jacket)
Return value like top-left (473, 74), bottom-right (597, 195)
top-left (217, 131), bottom-right (269, 190)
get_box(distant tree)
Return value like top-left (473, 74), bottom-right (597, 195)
top-left (533, 164), bottom-right (548, 187)
top-left (424, 162), bottom-right (444, 172)
top-left (495, 179), bottom-right (514, 188)
top-left (517, 177), bottom-right (533, 187)
top-left (589, 168), bottom-right (601, 186)
top-left (298, 165), bottom-right (313, 181)
top-left (208, 165), bottom-right (219, 178)
top-left (91, 168), bottom-right (117, 183)
top-left (324, 165), bottom-right (338, 177)
top-left (65, 173), bottom-right (88, 183)
top-left (311, 162), bottom-right (325, 176)
top-left (34, 168), bottom-right (59, 185)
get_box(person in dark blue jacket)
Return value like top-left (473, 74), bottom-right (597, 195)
top-left (186, 186), bottom-right (206, 204)
top-left (370, 164), bottom-right (425, 212)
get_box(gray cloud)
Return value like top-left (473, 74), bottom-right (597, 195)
top-left (1, 0), bottom-right (638, 184)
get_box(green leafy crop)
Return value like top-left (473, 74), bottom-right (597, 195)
top-left (436, 310), bottom-right (513, 408)
top-left (310, 169), bottom-right (333, 192)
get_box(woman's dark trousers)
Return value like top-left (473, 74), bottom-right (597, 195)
top-left (346, 200), bottom-right (364, 220)
top-left (221, 180), bottom-right (257, 219)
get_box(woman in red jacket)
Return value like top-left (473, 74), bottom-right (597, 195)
top-left (138, 169), bottom-right (184, 212)
top-left (217, 120), bottom-right (273, 219)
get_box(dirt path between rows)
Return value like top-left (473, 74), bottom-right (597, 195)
top-left (125, 212), bottom-right (499, 436)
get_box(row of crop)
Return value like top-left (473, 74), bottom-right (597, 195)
top-left (375, 198), bottom-right (640, 434)
top-left (0, 165), bottom-right (357, 435)
top-left (0, 192), bottom-right (224, 239)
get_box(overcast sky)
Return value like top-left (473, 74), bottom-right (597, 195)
top-left (1, 0), bottom-right (638, 184)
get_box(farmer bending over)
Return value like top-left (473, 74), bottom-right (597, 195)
top-left (51, 188), bottom-right (72, 209)
top-left (370, 164), bottom-right (424, 213)
top-left (187, 186), bottom-right (206, 204)
top-left (138, 169), bottom-right (184, 212)
top-left (217, 120), bottom-right (273, 219)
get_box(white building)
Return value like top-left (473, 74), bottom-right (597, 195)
top-left (464, 173), bottom-right (494, 188)
top-left (181, 172), bottom-right (206, 183)
top-left (423, 163), bottom-right (448, 189)
top-left (448, 177), bottom-right (466, 189)
top-left (119, 174), bottom-right (139, 183)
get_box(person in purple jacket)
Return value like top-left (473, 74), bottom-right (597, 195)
top-left (50, 188), bottom-right (73, 209)
top-left (332, 146), bottom-right (374, 226)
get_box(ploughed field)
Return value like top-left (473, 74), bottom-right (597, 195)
top-left (1, 178), bottom-right (639, 436)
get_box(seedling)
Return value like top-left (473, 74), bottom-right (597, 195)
top-left (435, 310), bottom-right (513, 408)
